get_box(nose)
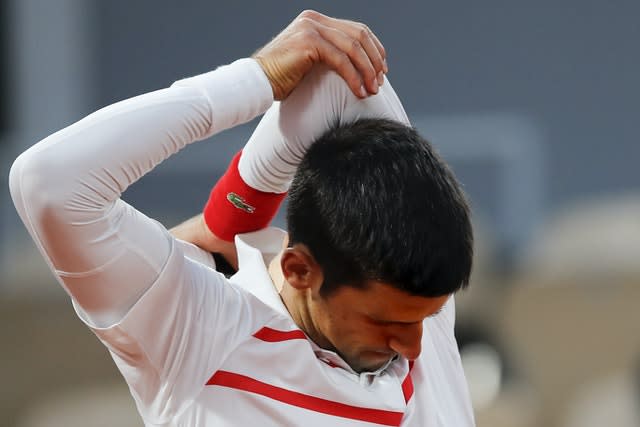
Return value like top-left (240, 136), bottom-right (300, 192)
top-left (388, 322), bottom-right (423, 360)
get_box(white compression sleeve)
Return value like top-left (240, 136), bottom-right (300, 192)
top-left (238, 65), bottom-right (410, 193)
top-left (9, 58), bottom-right (272, 323)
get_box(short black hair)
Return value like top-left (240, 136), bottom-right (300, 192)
top-left (286, 118), bottom-right (473, 298)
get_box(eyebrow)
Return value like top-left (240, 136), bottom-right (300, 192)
top-left (371, 307), bottom-right (444, 325)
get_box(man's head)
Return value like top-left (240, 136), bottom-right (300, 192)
top-left (281, 118), bottom-right (473, 371)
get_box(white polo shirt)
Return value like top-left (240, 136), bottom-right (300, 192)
top-left (10, 57), bottom-right (475, 426)
top-left (72, 227), bottom-right (473, 426)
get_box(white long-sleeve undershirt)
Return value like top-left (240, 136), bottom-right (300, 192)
top-left (239, 65), bottom-right (410, 193)
top-left (9, 58), bottom-right (410, 328)
top-left (9, 58), bottom-right (273, 326)
top-left (8, 57), bottom-right (474, 427)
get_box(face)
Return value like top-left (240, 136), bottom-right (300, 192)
top-left (307, 281), bottom-right (450, 373)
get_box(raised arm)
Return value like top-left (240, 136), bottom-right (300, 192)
top-left (10, 10), bottom-right (387, 324)
top-left (177, 44), bottom-right (409, 266)
top-left (9, 11), bottom-right (389, 422)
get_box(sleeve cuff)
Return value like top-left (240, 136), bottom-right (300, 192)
top-left (172, 58), bottom-right (274, 134)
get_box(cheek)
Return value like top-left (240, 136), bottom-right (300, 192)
top-left (330, 316), bottom-right (387, 349)
top-left (318, 305), bottom-right (351, 339)
top-left (315, 303), bottom-right (363, 344)
top-left (309, 295), bottom-right (387, 351)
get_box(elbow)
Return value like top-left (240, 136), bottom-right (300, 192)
top-left (9, 145), bottom-right (74, 223)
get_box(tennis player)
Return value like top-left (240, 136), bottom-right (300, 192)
top-left (10, 10), bottom-right (475, 426)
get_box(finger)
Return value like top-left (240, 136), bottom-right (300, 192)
top-left (310, 33), bottom-right (369, 98)
top-left (303, 11), bottom-right (387, 76)
top-left (314, 23), bottom-right (380, 94)
top-left (362, 26), bottom-right (387, 73)
top-left (337, 19), bottom-right (387, 78)
top-left (356, 25), bottom-right (386, 86)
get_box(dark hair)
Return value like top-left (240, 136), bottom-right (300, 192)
top-left (286, 118), bottom-right (473, 298)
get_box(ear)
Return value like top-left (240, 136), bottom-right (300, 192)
top-left (280, 245), bottom-right (323, 291)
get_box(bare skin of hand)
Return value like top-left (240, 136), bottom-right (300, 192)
top-left (254, 9), bottom-right (388, 100)
top-left (170, 214), bottom-right (238, 270)
top-left (172, 11), bottom-right (388, 268)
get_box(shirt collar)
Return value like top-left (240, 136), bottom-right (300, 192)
top-left (231, 227), bottom-right (404, 379)
top-left (231, 227), bottom-right (290, 316)
top-left (308, 338), bottom-right (401, 382)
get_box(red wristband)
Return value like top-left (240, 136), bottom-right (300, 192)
top-left (203, 151), bottom-right (287, 241)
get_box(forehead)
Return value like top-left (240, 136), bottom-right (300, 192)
top-left (330, 281), bottom-right (450, 321)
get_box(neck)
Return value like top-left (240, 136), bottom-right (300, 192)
top-left (268, 254), bottom-right (333, 350)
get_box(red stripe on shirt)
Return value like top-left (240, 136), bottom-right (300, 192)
top-left (207, 370), bottom-right (405, 426)
top-left (253, 326), bottom-right (307, 342)
top-left (402, 362), bottom-right (414, 404)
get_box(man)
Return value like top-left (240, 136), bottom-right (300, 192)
top-left (10, 10), bottom-right (475, 426)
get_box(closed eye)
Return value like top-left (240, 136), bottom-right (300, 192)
top-left (368, 307), bottom-right (444, 325)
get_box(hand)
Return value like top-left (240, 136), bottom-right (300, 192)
top-left (253, 10), bottom-right (387, 101)
top-left (170, 214), bottom-right (238, 270)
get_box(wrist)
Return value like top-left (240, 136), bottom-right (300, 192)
top-left (204, 151), bottom-right (287, 242)
top-left (254, 55), bottom-right (293, 101)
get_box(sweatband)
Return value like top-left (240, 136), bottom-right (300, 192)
top-left (204, 66), bottom-right (410, 241)
top-left (203, 151), bottom-right (286, 241)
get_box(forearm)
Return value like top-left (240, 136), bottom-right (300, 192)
top-left (170, 213), bottom-right (238, 269)
top-left (198, 66), bottom-right (410, 249)
top-left (240, 66), bottom-right (410, 194)
top-left (9, 59), bottom-right (272, 320)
